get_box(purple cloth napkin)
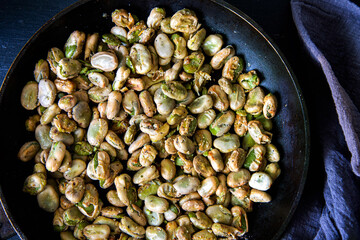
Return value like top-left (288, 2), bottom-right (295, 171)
top-left (282, 0), bottom-right (360, 239)
top-left (292, 0), bottom-right (360, 176)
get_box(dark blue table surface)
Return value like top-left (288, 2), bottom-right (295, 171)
top-left (0, 0), bottom-right (329, 239)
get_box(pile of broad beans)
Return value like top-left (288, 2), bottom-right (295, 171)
top-left (18, 7), bottom-right (281, 240)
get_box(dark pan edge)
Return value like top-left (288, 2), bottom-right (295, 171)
top-left (0, 0), bottom-right (310, 239)
top-left (0, 185), bottom-right (25, 240)
top-left (210, 1), bottom-right (310, 239)
top-left (0, 1), bottom-right (93, 239)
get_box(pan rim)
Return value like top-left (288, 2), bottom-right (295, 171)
top-left (0, 0), bottom-right (310, 239)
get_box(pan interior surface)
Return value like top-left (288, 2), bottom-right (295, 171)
top-left (0, 0), bottom-right (309, 239)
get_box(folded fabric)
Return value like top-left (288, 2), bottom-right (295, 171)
top-left (283, 0), bottom-right (360, 239)
top-left (292, 0), bottom-right (360, 176)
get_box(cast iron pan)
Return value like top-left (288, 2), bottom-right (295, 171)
top-left (0, 0), bottom-right (310, 239)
